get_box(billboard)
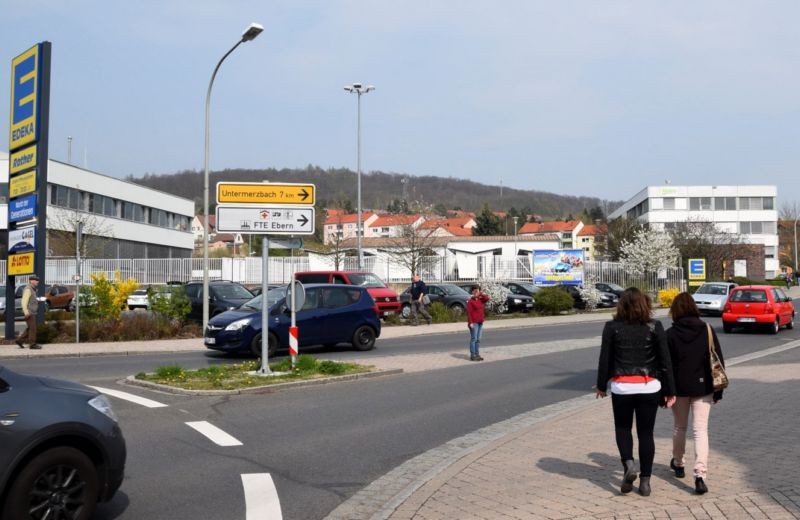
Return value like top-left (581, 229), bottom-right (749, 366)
top-left (532, 249), bottom-right (585, 286)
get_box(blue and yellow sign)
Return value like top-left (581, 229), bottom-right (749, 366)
top-left (9, 44), bottom-right (41, 151)
top-left (9, 144), bottom-right (37, 175)
top-left (688, 258), bottom-right (706, 280)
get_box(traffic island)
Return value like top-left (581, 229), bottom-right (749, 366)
top-left (124, 355), bottom-right (403, 395)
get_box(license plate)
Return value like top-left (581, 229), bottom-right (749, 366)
top-left (525, 303), bottom-right (533, 307)
top-left (737, 317), bottom-right (756, 323)
top-left (205, 337), bottom-right (216, 344)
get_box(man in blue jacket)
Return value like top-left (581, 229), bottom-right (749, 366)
top-left (409, 274), bottom-right (432, 326)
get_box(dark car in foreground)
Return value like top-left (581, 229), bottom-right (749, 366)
top-left (184, 280), bottom-right (254, 321)
top-left (399, 283), bottom-right (470, 318)
top-left (0, 366), bottom-right (126, 519)
top-left (594, 282), bottom-right (625, 297)
top-left (205, 283), bottom-right (381, 357)
top-left (503, 281), bottom-right (541, 300)
top-left (722, 285), bottom-right (795, 334)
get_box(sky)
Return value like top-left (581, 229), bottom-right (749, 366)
top-left (2, 1), bottom-right (800, 204)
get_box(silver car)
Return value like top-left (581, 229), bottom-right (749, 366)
top-left (692, 282), bottom-right (738, 316)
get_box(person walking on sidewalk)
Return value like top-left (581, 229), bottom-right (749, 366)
top-left (466, 285), bottom-right (489, 361)
top-left (666, 292), bottom-right (725, 495)
top-left (409, 274), bottom-right (432, 326)
top-left (596, 287), bottom-right (676, 496)
top-left (16, 274), bottom-right (42, 350)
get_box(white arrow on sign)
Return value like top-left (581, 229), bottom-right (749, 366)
top-left (216, 205), bottom-right (316, 235)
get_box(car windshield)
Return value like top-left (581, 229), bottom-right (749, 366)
top-left (347, 273), bottom-right (386, 288)
top-left (441, 284), bottom-right (469, 295)
top-left (131, 290), bottom-right (148, 296)
top-left (604, 282), bottom-right (624, 291)
top-left (242, 287), bottom-right (286, 311)
top-left (696, 284), bottom-right (729, 295)
top-left (212, 284), bottom-right (253, 299)
top-left (517, 282), bottom-right (540, 293)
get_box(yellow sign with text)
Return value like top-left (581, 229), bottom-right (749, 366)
top-left (10, 170), bottom-right (36, 197)
top-left (8, 252), bottom-right (35, 275)
top-left (10, 144), bottom-right (37, 175)
top-left (217, 182), bottom-right (315, 205)
top-left (9, 44), bottom-right (40, 150)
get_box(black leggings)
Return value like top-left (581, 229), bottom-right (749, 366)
top-left (611, 392), bottom-right (660, 476)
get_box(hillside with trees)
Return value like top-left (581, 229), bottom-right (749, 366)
top-left (126, 165), bottom-right (621, 221)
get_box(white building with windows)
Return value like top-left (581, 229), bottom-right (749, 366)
top-left (1, 152), bottom-right (194, 258)
top-left (608, 185), bottom-right (779, 278)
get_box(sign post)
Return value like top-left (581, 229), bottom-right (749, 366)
top-left (215, 182), bottom-right (316, 376)
top-left (5, 42), bottom-right (51, 340)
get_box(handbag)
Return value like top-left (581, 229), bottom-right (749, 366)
top-left (706, 324), bottom-right (729, 391)
top-left (422, 294), bottom-right (431, 305)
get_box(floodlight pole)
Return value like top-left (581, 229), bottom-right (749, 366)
top-left (344, 83), bottom-right (375, 269)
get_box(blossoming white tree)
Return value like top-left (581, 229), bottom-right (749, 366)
top-left (619, 227), bottom-right (680, 276)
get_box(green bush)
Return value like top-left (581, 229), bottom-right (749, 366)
top-left (35, 313), bottom-right (201, 343)
top-left (149, 285), bottom-right (191, 321)
top-left (427, 301), bottom-right (464, 323)
top-left (533, 287), bottom-right (574, 315)
top-left (318, 360), bottom-right (347, 375)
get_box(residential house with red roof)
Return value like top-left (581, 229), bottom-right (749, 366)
top-left (418, 217), bottom-right (476, 237)
top-left (518, 219), bottom-right (584, 249)
top-left (576, 223), bottom-right (607, 261)
top-left (366, 214), bottom-right (426, 238)
top-left (323, 212), bottom-right (378, 245)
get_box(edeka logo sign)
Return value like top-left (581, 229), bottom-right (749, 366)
top-left (9, 170), bottom-right (36, 197)
top-left (9, 194), bottom-right (37, 223)
top-left (9, 252), bottom-right (35, 276)
top-left (9, 144), bottom-right (37, 175)
top-left (9, 44), bottom-right (40, 150)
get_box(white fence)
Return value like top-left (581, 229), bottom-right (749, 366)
top-left (0, 256), bottom-right (684, 291)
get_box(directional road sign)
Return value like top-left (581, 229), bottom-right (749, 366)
top-left (216, 205), bottom-right (315, 235)
top-left (216, 182), bottom-right (315, 205)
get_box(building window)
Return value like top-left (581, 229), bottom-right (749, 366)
top-left (689, 197), bottom-right (712, 210)
top-left (714, 197), bottom-right (736, 210)
top-left (739, 197), bottom-right (772, 211)
top-left (663, 198), bottom-right (675, 210)
top-left (765, 246), bottom-right (776, 259)
top-left (740, 221), bottom-right (776, 234)
top-left (763, 197), bottom-right (775, 210)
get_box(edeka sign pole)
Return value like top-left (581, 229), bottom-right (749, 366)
top-left (5, 42), bottom-right (51, 340)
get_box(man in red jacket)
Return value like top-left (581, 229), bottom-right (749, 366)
top-left (467, 285), bottom-right (490, 361)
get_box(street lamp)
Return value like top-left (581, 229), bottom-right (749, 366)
top-left (343, 83), bottom-right (375, 269)
top-left (203, 22), bottom-right (263, 331)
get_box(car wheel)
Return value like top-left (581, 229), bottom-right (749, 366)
top-left (401, 304), bottom-right (411, 319)
top-left (250, 332), bottom-right (278, 358)
top-left (787, 314), bottom-right (795, 330)
top-left (352, 326), bottom-right (376, 351)
top-left (722, 322), bottom-right (733, 333)
top-left (770, 319), bottom-right (780, 335)
top-left (2, 446), bottom-right (99, 520)
top-left (449, 303), bottom-right (465, 316)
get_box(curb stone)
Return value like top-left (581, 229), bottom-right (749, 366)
top-left (122, 368), bottom-right (404, 396)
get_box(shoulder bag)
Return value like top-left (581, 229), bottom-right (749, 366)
top-left (422, 294), bottom-right (431, 305)
top-left (706, 324), bottom-right (729, 391)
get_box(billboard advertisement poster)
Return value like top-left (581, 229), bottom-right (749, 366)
top-left (9, 252), bottom-right (35, 276)
top-left (532, 249), bottom-right (585, 286)
top-left (9, 226), bottom-right (35, 254)
top-left (9, 194), bottom-right (37, 222)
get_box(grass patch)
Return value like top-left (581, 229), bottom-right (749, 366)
top-left (136, 355), bottom-right (372, 390)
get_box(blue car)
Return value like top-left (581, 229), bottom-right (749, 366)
top-left (204, 283), bottom-right (381, 357)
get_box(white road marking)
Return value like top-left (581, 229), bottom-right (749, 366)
top-left (89, 386), bottom-right (168, 408)
top-left (185, 421), bottom-right (243, 447)
top-left (242, 473), bottom-right (283, 520)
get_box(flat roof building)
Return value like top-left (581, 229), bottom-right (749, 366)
top-left (608, 185), bottom-right (778, 278)
top-left (1, 152), bottom-right (194, 258)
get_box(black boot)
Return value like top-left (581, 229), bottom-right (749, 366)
top-left (638, 476), bottom-right (651, 496)
top-left (695, 477), bottom-right (708, 494)
top-left (621, 459), bottom-right (637, 494)
top-left (670, 458), bottom-right (685, 478)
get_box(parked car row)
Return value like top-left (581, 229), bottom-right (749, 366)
top-left (0, 284), bottom-right (76, 320)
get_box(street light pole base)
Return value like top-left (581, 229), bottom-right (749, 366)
top-left (247, 370), bottom-right (289, 377)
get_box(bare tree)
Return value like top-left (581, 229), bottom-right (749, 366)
top-left (385, 224), bottom-right (441, 277)
top-left (324, 228), bottom-right (350, 270)
top-left (669, 219), bottom-right (751, 279)
top-left (47, 207), bottom-right (115, 257)
top-left (779, 202), bottom-right (800, 270)
top-left (595, 217), bottom-right (642, 261)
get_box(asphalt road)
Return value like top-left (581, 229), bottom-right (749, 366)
top-left (3, 315), bottom-right (798, 520)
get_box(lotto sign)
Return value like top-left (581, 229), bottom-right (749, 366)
top-left (8, 252), bottom-right (35, 275)
top-left (9, 44), bottom-right (42, 150)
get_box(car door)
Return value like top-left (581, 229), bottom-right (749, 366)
top-left (319, 287), bottom-right (362, 344)
top-left (183, 284), bottom-right (203, 321)
top-left (427, 285), bottom-right (445, 305)
top-left (293, 287), bottom-right (324, 346)
top-left (772, 288), bottom-right (794, 325)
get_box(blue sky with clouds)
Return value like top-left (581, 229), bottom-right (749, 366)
top-left (3, 1), bottom-right (799, 203)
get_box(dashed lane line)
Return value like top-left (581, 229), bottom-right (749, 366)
top-left (186, 420), bottom-right (243, 447)
top-left (242, 473), bottom-right (283, 520)
top-left (89, 386), bottom-right (168, 408)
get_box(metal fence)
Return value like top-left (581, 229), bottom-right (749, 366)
top-left (0, 256), bottom-right (684, 291)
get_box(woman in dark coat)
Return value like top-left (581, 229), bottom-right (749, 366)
top-left (666, 292), bottom-right (724, 495)
top-left (596, 288), bottom-right (676, 496)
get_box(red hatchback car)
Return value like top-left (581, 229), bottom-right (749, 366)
top-left (722, 285), bottom-right (795, 334)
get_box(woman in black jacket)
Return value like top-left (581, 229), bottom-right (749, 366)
top-left (596, 288), bottom-right (676, 496)
top-left (666, 292), bottom-right (724, 495)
